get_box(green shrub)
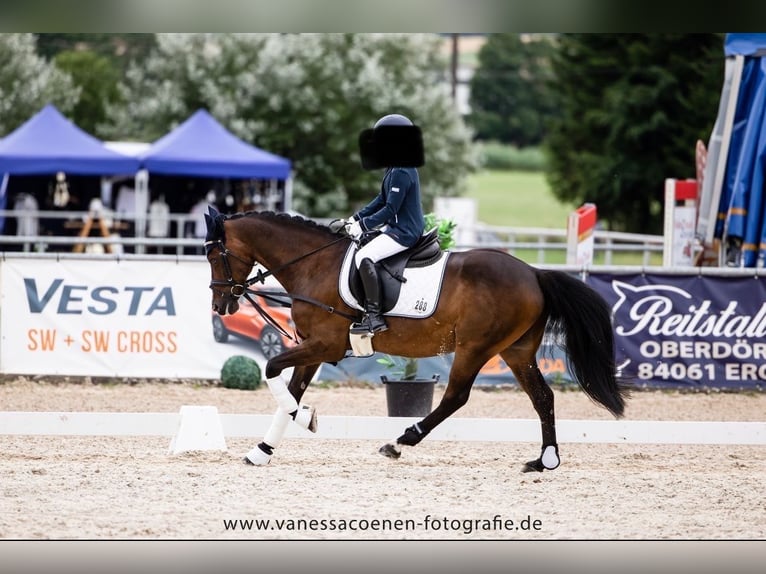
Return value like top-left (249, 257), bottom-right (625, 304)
top-left (220, 355), bottom-right (262, 390)
top-left (477, 141), bottom-right (546, 172)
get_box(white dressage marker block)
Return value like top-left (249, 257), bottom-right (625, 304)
top-left (168, 405), bottom-right (227, 454)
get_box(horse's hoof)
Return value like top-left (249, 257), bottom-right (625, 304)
top-left (244, 446), bottom-right (272, 466)
top-left (522, 459), bottom-right (545, 473)
top-left (522, 445), bottom-right (560, 472)
top-left (308, 408), bottom-right (318, 433)
top-left (379, 443), bottom-right (402, 459)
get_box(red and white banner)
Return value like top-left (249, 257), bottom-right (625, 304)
top-left (566, 203), bottom-right (597, 266)
top-left (663, 178), bottom-right (699, 267)
top-left (0, 258), bottom-right (258, 378)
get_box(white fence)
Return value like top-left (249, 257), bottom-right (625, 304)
top-left (0, 208), bottom-right (664, 264)
top-left (464, 222), bottom-right (663, 265)
top-left (0, 208), bottom-right (204, 255)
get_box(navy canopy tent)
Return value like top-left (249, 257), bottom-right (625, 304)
top-left (0, 104), bottom-right (140, 235)
top-left (139, 109), bottom-right (291, 179)
top-left (697, 33), bottom-right (766, 267)
top-left (0, 104), bottom-right (140, 175)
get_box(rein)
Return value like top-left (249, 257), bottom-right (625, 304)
top-left (205, 236), bottom-right (358, 342)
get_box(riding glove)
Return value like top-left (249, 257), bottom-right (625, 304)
top-left (329, 218), bottom-right (348, 233)
top-left (345, 220), bottom-right (363, 240)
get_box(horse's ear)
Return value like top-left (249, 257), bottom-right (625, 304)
top-left (207, 205), bottom-right (220, 218)
top-left (204, 210), bottom-right (225, 242)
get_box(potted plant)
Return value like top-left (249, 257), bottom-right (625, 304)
top-left (376, 212), bottom-right (455, 417)
top-left (377, 354), bottom-right (440, 417)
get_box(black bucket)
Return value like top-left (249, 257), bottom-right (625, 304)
top-left (381, 375), bottom-right (438, 417)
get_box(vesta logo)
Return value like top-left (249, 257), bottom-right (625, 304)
top-left (611, 280), bottom-right (766, 338)
top-left (24, 278), bottom-right (176, 316)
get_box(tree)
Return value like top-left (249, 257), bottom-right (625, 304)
top-left (468, 34), bottom-right (558, 147)
top-left (35, 34), bottom-right (156, 138)
top-left (544, 34), bottom-right (724, 234)
top-left (36, 33), bottom-right (156, 71)
top-left (102, 33), bottom-right (476, 217)
top-left (54, 51), bottom-right (122, 137)
top-left (0, 34), bottom-right (79, 135)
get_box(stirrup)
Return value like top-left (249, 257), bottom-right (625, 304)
top-left (349, 320), bottom-right (373, 335)
top-left (350, 313), bottom-right (387, 335)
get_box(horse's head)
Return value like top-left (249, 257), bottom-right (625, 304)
top-left (204, 205), bottom-right (253, 316)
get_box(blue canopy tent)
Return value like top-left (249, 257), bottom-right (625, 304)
top-left (139, 108), bottom-right (291, 180)
top-left (697, 34), bottom-right (766, 267)
top-left (0, 104), bottom-right (140, 234)
top-left (134, 109), bottom-right (293, 245)
top-left (0, 104), bottom-right (140, 175)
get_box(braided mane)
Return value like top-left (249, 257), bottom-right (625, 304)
top-left (228, 210), bottom-right (336, 238)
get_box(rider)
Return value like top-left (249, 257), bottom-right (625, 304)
top-left (343, 113), bottom-right (426, 335)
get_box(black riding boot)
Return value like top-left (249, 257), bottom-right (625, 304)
top-left (351, 258), bottom-right (388, 334)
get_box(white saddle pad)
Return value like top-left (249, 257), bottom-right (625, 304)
top-left (338, 245), bottom-right (450, 319)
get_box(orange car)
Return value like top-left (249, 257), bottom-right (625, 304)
top-left (211, 290), bottom-right (295, 359)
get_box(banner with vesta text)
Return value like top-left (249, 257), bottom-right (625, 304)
top-left (0, 258), bottom-right (248, 378)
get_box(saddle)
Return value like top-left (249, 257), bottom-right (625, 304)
top-left (348, 229), bottom-right (442, 313)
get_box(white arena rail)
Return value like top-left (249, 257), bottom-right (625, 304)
top-left (1, 410), bottom-right (764, 446)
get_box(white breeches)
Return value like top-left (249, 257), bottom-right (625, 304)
top-left (354, 233), bottom-right (408, 267)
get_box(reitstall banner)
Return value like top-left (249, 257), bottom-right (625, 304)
top-left (0, 258), bottom-right (250, 378)
top-left (588, 273), bottom-right (766, 390)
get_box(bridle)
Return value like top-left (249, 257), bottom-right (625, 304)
top-left (205, 239), bottom-right (260, 299)
top-left (204, 234), bottom-right (359, 339)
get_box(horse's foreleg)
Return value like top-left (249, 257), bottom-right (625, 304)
top-left (263, 339), bottom-right (335, 432)
top-left (266, 365), bottom-right (319, 431)
top-left (244, 407), bottom-right (291, 465)
top-left (244, 363), bottom-right (320, 466)
top-left (509, 358), bottom-right (560, 472)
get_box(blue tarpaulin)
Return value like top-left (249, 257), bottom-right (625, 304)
top-left (719, 33), bottom-right (766, 267)
top-left (139, 109), bottom-right (291, 179)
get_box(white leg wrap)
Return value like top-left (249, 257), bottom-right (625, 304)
top-left (293, 404), bottom-right (317, 432)
top-left (244, 408), bottom-right (291, 466)
top-left (263, 408), bottom-right (291, 448)
top-left (541, 445), bottom-right (560, 469)
top-left (266, 374), bottom-right (298, 413)
top-left (244, 445), bottom-right (273, 466)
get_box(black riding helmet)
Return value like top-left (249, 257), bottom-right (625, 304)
top-left (374, 113), bottom-right (414, 128)
top-left (359, 113), bottom-right (424, 170)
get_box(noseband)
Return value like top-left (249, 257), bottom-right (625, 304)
top-left (205, 239), bottom-right (258, 298)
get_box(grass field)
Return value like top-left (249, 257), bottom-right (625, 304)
top-left (463, 169), bottom-right (662, 265)
top-left (464, 169), bottom-right (575, 229)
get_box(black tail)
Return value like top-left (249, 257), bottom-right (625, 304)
top-left (536, 270), bottom-right (628, 417)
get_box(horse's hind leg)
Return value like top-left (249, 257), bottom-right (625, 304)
top-left (244, 364), bottom-right (320, 466)
top-left (503, 349), bottom-right (560, 472)
top-left (379, 351), bottom-right (484, 459)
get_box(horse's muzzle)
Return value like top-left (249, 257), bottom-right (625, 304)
top-left (213, 297), bottom-right (240, 316)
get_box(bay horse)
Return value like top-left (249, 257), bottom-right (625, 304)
top-left (204, 207), bottom-right (628, 471)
